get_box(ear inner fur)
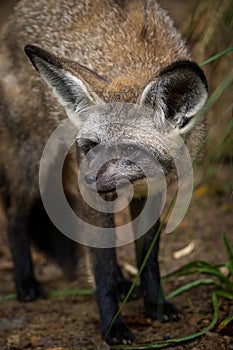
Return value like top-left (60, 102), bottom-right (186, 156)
top-left (25, 45), bottom-right (110, 95)
top-left (139, 60), bottom-right (208, 128)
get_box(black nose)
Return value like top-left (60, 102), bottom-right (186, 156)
top-left (84, 174), bottom-right (96, 185)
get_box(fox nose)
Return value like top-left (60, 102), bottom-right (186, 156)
top-left (84, 174), bottom-right (96, 185)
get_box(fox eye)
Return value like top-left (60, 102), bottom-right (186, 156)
top-left (82, 140), bottom-right (98, 154)
top-left (122, 145), bottom-right (139, 156)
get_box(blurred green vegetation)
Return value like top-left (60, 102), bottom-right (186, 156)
top-left (184, 0), bottom-right (233, 191)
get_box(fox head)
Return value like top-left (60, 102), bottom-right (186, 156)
top-left (25, 45), bottom-right (208, 198)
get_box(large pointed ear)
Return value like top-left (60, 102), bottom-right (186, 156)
top-left (140, 60), bottom-right (208, 132)
top-left (24, 45), bottom-right (109, 125)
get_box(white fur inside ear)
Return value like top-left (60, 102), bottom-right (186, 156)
top-left (141, 75), bottom-right (208, 134)
top-left (177, 115), bottom-right (200, 135)
top-left (178, 88), bottom-right (208, 134)
top-left (140, 80), bottom-right (167, 127)
top-left (65, 71), bottom-right (94, 112)
top-left (47, 70), bottom-right (94, 126)
top-left (140, 81), bottom-right (154, 105)
top-left (33, 55), bottom-right (95, 109)
top-left (185, 89), bottom-right (208, 118)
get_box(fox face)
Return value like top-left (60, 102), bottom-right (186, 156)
top-left (25, 45), bottom-right (208, 198)
top-left (77, 102), bottom-right (171, 196)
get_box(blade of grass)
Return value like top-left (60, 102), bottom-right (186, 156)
top-left (1, 288), bottom-right (94, 301)
top-left (199, 46), bottom-right (233, 67)
top-left (162, 260), bottom-right (215, 281)
top-left (225, 1), bottom-right (233, 28)
top-left (111, 292), bottom-right (219, 349)
top-left (185, 0), bottom-right (204, 40)
top-left (162, 260), bottom-right (229, 282)
top-left (196, 67), bottom-right (233, 122)
top-left (104, 193), bottom-right (177, 342)
top-left (1, 294), bottom-right (17, 301)
top-left (193, 67), bottom-right (233, 168)
top-left (204, 108), bottom-right (233, 163)
top-left (222, 233), bottom-right (233, 276)
top-left (166, 278), bottom-right (217, 300)
top-left (216, 290), bottom-right (233, 300)
top-left (163, 262), bottom-right (232, 289)
top-left (107, 51), bottom-right (233, 346)
top-left (197, 267), bottom-right (232, 288)
top-left (218, 314), bottom-right (233, 331)
top-left (49, 288), bottom-right (94, 297)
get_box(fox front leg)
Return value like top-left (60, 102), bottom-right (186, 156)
top-left (130, 197), bottom-right (179, 322)
top-left (90, 246), bottom-right (135, 345)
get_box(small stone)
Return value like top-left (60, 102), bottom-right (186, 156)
top-left (7, 333), bottom-right (20, 348)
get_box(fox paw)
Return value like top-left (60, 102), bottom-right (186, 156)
top-left (145, 301), bottom-right (180, 322)
top-left (16, 278), bottom-right (45, 302)
top-left (104, 323), bottom-right (135, 346)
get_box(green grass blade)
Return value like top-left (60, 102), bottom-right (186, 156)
top-left (218, 314), bottom-right (233, 331)
top-left (104, 195), bottom-right (177, 342)
top-left (185, 0), bottom-right (204, 40)
top-left (193, 67), bottom-right (233, 165)
top-left (197, 67), bottom-right (233, 118)
top-left (216, 290), bottom-right (233, 300)
top-left (196, 267), bottom-right (233, 290)
top-left (162, 260), bottom-right (214, 281)
top-left (104, 221), bottom-right (162, 342)
top-left (199, 46), bottom-right (233, 67)
top-left (1, 294), bottom-right (17, 301)
top-left (166, 278), bottom-right (216, 300)
top-left (1, 289), bottom-right (94, 301)
top-left (104, 61), bottom-right (233, 341)
top-left (222, 233), bottom-right (233, 276)
top-left (48, 288), bottom-right (94, 297)
top-left (111, 292), bottom-right (219, 349)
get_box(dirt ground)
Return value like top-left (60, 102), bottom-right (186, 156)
top-left (0, 1), bottom-right (232, 350)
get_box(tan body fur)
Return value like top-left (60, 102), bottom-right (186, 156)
top-left (0, 0), bottom-right (205, 204)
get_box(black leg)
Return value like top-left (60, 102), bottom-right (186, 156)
top-left (130, 197), bottom-right (179, 322)
top-left (91, 247), bottom-right (135, 345)
top-left (7, 209), bottom-right (44, 301)
top-left (115, 263), bottom-right (140, 301)
top-left (28, 197), bottom-right (78, 280)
